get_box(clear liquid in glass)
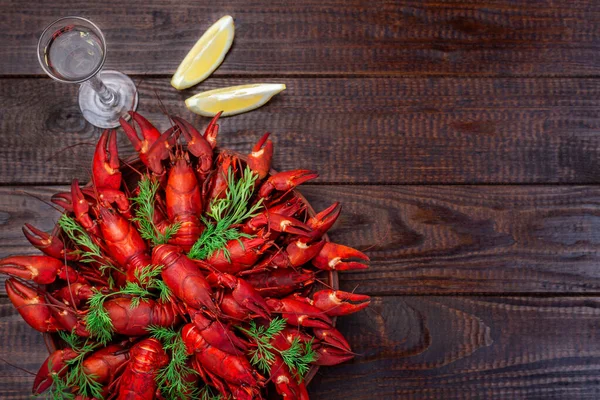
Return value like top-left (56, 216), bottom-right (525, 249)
top-left (44, 25), bottom-right (104, 82)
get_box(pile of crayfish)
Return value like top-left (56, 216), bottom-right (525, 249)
top-left (0, 111), bottom-right (370, 400)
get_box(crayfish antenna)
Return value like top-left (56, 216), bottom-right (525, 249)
top-left (0, 357), bottom-right (35, 376)
top-left (18, 190), bottom-right (64, 213)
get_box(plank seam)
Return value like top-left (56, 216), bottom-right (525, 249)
top-left (5, 73), bottom-right (600, 80)
top-left (3, 293), bottom-right (600, 299)
top-left (4, 182), bottom-right (600, 187)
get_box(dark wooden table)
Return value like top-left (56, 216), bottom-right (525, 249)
top-left (2, 1), bottom-right (600, 399)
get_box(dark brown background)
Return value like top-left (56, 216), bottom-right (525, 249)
top-left (2, 1), bottom-right (600, 399)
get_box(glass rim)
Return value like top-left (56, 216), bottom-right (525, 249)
top-left (37, 16), bottom-right (107, 84)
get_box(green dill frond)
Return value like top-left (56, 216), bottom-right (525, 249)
top-left (98, 264), bottom-right (120, 290)
top-left (239, 317), bottom-right (285, 343)
top-left (156, 280), bottom-right (172, 302)
top-left (188, 218), bottom-right (251, 260)
top-left (121, 281), bottom-right (152, 298)
top-left (238, 318), bottom-right (315, 381)
top-left (133, 264), bottom-right (162, 286)
top-left (58, 214), bottom-right (120, 286)
top-left (64, 367), bottom-right (103, 400)
top-left (55, 338), bottom-right (104, 399)
top-left (148, 326), bottom-right (199, 399)
top-left (48, 373), bottom-right (75, 400)
top-left (130, 295), bottom-right (142, 309)
top-left (188, 166), bottom-right (262, 260)
top-left (198, 385), bottom-right (223, 400)
top-left (130, 176), bottom-right (160, 240)
top-left (249, 347), bottom-right (275, 375)
top-left (57, 215), bottom-right (102, 263)
top-left (57, 330), bottom-right (84, 351)
top-left (301, 339), bottom-right (317, 365)
top-left (206, 166), bottom-right (263, 225)
top-left (131, 176), bottom-right (180, 246)
top-left (159, 221), bottom-right (182, 244)
top-left (264, 317), bottom-right (286, 339)
top-left (85, 265), bottom-right (167, 344)
top-left (280, 337), bottom-right (316, 379)
top-left (146, 325), bottom-right (178, 343)
top-left (84, 290), bottom-right (114, 345)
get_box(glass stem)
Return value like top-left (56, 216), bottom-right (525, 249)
top-left (87, 75), bottom-right (117, 106)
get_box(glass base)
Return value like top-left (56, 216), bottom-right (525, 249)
top-left (78, 70), bottom-right (138, 129)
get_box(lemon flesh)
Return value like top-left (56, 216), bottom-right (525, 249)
top-left (185, 84), bottom-right (286, 117)
top-left (171, 15), bottom-right (234, 90)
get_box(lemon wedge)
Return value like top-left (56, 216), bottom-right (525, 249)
top-left (171, 15), bottom-right (235, 90)
top-left (185, 83), bottom-right (286, 117)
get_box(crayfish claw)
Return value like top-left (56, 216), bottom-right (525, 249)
top-left (71, 179), bottom-right (100, 235)
top-left (231, 277), bottom-right (271, 319)
top-left (172, 115), bottom-right (213, 176)
top-left (120, 116), bottom-right (142, 152)
top-left (271, 355), bottom-right (310, 400)
top-left (5, 278), bottom-right (62, 333)
top-left (305, 202), bottom-right (342, 241)
top-left (120, 111), bottom-right (162, 166)
top-left (0, 255), bottom-right (62, 284)
top-left (244, 212), bottom-right (312, 238)
top-left (247, 132), bottom-right (273, 179)
top-left (258, 169), bottom-right (319, 199)
top-left (313, 327), bottom-right (352, 351)
top-left (203, 111), bottom-right (222, 149)
top-left (92, 129), bottom-right (121, 190)
top-left (267, 297), bottom-right (332, 328)
top-left (297, 315), bottom-right (333, 329)
top-left (50, 191), bottom-right (73, 211)
top-left (312, 242), bottom-right (370, 271)
top-left (274, 214), bottom-right (312, 236)
top-left (313, 289), bottom-right (371, 316)
top-left (313, 344), bottom-right (355, 366)
top-left (146, 126), bottom-right (178, 175)
top-left (285, 239), bottom-right (326, 267)
top-left (129, 111), bottom-right (162, 142)
top-left (22, 224), bottom-right (69, 260)
top-left (33, 348), bottom-right (79, 394)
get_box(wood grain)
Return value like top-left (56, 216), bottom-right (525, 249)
top-left (2, 0), bottom-right (600, 77)
top-left (0, 299), bottom-right (47, 399)
top-left (308, 296), bottom-right (600, 400)
top-left (2, 296), bottom-right (600, 399)
top-left (3, 185), bottom-right (600, 295)
top-left (3, 77), bottom-right (600, 185)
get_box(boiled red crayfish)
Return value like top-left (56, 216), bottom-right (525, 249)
top-left (0, 113), bottom-right (371, 400)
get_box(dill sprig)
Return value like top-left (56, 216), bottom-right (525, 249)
top-left (188, 166), bottom-right (262, 260)
top-left (57, 214), bottom-right (103, 263)
top-left (131, 176), bottom-right (181, 246)
top-left (58, 214), bottom-right (120, 288)
top-left (85, 290), bottom-right (115, 346)
top-left (47, 373), bottom-right (75, 400)
top-left (85, 265), bottom-right (170, 344)
top-left (147, 326), bottom-right (200, 400)
top-left (237, 318), bottom-right (317, 381)
top-left (280, 337), bottom-right (316, 378)
top-left (47, 331), bottom-right (103, 399)
top-left (198, 386), bottom-right (223, 400)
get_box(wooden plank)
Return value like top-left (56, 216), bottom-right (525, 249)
top-left (3, 0), bottom-right (600, 76)
top-left (3, 185), bottom-right (600, 295)
top-left (3, 77), bottom-right (600, 185)
top-left (308, 296), bottom-right (600, 399)
top-left (1, 296), bottom-right (600, 399)
top-left (0, 299), bottom-right (47, 399)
